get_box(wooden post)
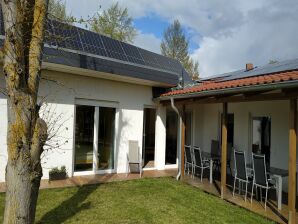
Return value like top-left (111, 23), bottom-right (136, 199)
top-left (221, 102), bottom-right (228, 199)
top-left (288, 99), bottom-right (297, 224)
top-left (181, 105), bottom-right (186, 179)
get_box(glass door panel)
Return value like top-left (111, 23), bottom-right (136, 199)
top-left (165, 110), bottom-right (178, 165)
top-left (143, 108), bottom-right (156, 168)
top-left (74, 105), bottom-right (95, 171)
top-left (185, 111), bottom-right (192, 146)
top-left (252, 116), bottom-right (271, 167)
top-left (98, 107), bottom-right (115, 170)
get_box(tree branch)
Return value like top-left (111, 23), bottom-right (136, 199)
top-left (30, 117), bottom-right (48, 163)
top-left (28, 0), bottom-right (48, 94)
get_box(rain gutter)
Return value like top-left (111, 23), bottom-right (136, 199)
top-left (170, 98), bottom-right (182, 180)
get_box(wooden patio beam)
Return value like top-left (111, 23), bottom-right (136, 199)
top-left (180, 105), bottom-right (186, 179)
top-left (221, 102), bottom-right (228, 199)
top-left (288, 99), bottom-right (297, 224)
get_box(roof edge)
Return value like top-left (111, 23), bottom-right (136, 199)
top-left (157, 79), bottom-right (298, 101)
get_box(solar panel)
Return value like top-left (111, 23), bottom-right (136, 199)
top-left (79, 29), bottom-right (107, 57)
top-left (48, 20), bottom-right (84, 52)
top-left (121, 42), bottom-right (145, 65)
top-left (48, 20), bottom-right (182, 74)
top-left (203, 58), bottom-right (298, 82)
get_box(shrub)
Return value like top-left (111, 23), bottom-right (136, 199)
top-left (49, 166), bottom-right (67, 181)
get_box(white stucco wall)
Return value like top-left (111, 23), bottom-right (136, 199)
top-left (155, 104), bottom-right (166, 170)
top-left (0, 70), bottom-right (158, 181)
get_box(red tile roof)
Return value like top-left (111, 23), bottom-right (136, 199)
top-left (161, 70), bottom-right (298, 97)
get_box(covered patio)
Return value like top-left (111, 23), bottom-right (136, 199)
top-left (158, 63), bottom-right (298, 224)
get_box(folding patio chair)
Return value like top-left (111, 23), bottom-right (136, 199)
top-left (184, 145), bottom-right (193, 176)
top-left (233, 150), bottom-right (250, 201)
top-left (211, 140), bottom-right (220, 171)
top-left (210, 140), bottom-right (233, 175)
top-left (250, 153), bottom-right (276, 210)
top-left (193, 146), bottom-right (210, 182)
top-left (127, 140), bottom-right (142, 177)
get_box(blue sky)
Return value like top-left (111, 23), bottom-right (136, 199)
top-left (65, 0), bottom-right (298, 77)
top-left (134, 16), bottom-right (167, 39)
top-left (134, 16), bottom-right (199, 53)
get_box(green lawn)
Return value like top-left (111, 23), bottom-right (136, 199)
top-left (0, 177), bottom-right (273, 224)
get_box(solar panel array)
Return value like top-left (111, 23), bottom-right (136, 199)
top-left (45, 19), bottom-right (182, 75)
top-left (201, 58), bottom-right (298, 82)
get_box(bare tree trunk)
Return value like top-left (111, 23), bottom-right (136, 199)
top-left (4, 157), bottom-right (42, 223)
top-left (1, 0), bottom-right (49, 223)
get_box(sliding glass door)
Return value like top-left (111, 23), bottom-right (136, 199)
top-left (165, 109), bottom-right (178, 165)
top-left (74, 104), bottom-right (116, 173)
top-left (98, 107), bottom-right (115, 170)
top-left (74, 105), bottom-right (94, 171)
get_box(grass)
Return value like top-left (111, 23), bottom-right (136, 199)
top-left (0, 177), bottom-right (274, 224)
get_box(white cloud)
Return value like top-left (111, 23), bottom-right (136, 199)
top-left (133, 31), bottom-right (161, 54)
top-left (65, 0), bottom-right (298, 77)
top-left (191, 0), bottom-right (298, 77)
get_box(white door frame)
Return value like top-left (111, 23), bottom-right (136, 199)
top-left (73, 99), bottom-right (119, 176)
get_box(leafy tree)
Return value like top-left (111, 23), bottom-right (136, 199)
top-left (48, 0), bottom-right (73, 22)
top-left (187, 58), bottom-right (200, 80)
top-left (1, 0), bottom-right (49, 223)
top-left (90, 2), bottom-right (137, 43)
top-left (161, 20), bottom-right (199, 79)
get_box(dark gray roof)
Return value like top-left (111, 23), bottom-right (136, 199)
top-left (202, 58), bottom-right (298, 82)
top-left (0, 11), bottom-right (192, 86)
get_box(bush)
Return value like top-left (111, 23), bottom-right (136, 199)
top-left (49, 166), bottom-right (67, 181)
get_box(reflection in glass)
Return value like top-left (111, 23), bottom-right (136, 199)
top-left (165, 110), bottom-right (178, 165)
top-left (74, 105), bottom-right (94, 171)
top-left (98, 107), bottom-right (115, 170)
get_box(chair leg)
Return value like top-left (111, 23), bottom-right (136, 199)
top-left (239, 181), bottom-right (241, 194)
top-left (245, 182), bottom-right (248, 202)
top-left (233, 177), bottom-right (236, 197)
top-left (250, 182), bottom-right (254, 204)
top-left (200, 168), bottom-right (203, 182)
top-left (192, 166), bottom-right (195, 179)
top-left (260, 188), bottom-right (262, 203)
top-left (265, 188), bottom-right (268, 210)
top-left (229, 165), bottom-right (233, 178)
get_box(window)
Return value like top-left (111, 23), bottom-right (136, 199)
top-left (252, 116), bottom-right (271, 166)
top-left (74, 104), bottom-right (116, 172)
top-left (165, 110), bottom-right (178, 165)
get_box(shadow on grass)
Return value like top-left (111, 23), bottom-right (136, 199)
top-left (37, 184), bottom-right (98, 224)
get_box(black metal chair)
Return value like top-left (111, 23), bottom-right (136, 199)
top-left (250, 153), bottom-right (276, 210)
top-left (210, 140), bottom-right (233, 175)
top-left (193, 146), bottom-right (210, 182)
top-left (211, 140), bottom-right (220, 171)
top-left (227, 143), bottom-right (233, 175)
top-left (233, 150), bottom-right (250, 201)
top-left (184, 145), bottom-right (193, 176)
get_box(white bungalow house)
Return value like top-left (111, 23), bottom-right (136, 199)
top-left (0, 13), bottom-right (297, 223)
top-left (0, 17), bottom-right (192, 180)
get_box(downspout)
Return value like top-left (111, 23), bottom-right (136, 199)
top-left (170, 97), bottom-right (182, 180)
